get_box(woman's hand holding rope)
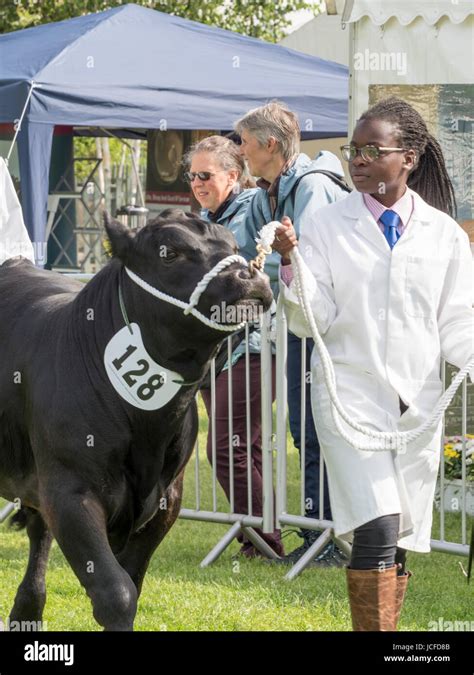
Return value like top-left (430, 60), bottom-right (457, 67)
top-left (271, 216), bottom-right (298, 262)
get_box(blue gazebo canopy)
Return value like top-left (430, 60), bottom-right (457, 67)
top-left (0, 3), bottom-right (348, 250)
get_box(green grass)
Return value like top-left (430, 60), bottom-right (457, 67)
top-left (1, 398), bottom-right (472, 631)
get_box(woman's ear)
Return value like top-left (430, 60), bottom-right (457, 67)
top-left (267, 136), bottom-right (278, 154)
top-left (228, 169), bottom-right (239, 188)
top-left (403, 148), bottom-right (417, 173)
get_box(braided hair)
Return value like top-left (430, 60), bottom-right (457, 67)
top-left (359, 98), bottom-right (457, 218)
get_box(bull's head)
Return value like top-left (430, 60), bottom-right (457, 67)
top-left (104, 209), bottom-right (273, 343)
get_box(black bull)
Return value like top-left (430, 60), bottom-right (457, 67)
top-left (0, 210), bottom-right (272, 631)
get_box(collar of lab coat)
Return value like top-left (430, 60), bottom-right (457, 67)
top-left (341, 188), bottom-right (433, 255)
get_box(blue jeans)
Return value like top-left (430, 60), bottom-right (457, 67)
top-left (287, 332), bottom-right (332, 525)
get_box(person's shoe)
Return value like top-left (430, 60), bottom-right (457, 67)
top-left (271, 530), bottom-right (323, 566)
top-left (231, 543), bottom-right (264, 559)
top-left (232, 540), bottom-right (283, 560)
top-left (272, 541), bottom-right (311, 565)
top-left (271, 538), bottom-right (349, 568)
top-left (311, 541), bottom-right (349, 568)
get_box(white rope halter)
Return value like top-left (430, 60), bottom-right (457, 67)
top-left (260, 221), bottom-right (474, 453)
top-left (125, 253), bottom-right (250, 332)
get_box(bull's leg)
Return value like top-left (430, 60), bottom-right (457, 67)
top-left (39, 482), bottom-right (137, 631)
top-left (9, 508), bottom-right (53, 626)
top-left (117, 473), bottom-right (183, 597)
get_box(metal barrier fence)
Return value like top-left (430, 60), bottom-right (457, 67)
top-left (181, 299), bottom-right (472, 577)
top-left (179, 310), bottom-right (281, 565)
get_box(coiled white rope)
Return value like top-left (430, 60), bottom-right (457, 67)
top-left (125, 254), bottom-right (249, 332)
top-left (257, 222), bottom-right (474, 453)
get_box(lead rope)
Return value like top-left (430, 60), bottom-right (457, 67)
top-left (254, 222), bottom-right (474, 453)
top-left (124, 253), bottom-right (250, 333)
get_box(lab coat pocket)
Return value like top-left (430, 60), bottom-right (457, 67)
top-left (312, 363), bottom-right (379, 431)
top-left (405, 256), bottom-right (441, 318)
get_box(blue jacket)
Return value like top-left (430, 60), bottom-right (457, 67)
top-left (201, 188), bottom-right (262, 360)
top-left (200, 188), bottom-right (258, 243)
top-left (239, 151), bottom-right (348, 293)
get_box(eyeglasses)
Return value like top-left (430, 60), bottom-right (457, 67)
top-left (184, 170), bottom-right (225, 183)
top-left (340, 144), bottom-right (405, 162)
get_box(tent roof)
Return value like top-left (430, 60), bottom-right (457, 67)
top-left (341, 0), bottom-right (474, 26)
top-left (0, 3), bottom-right (348, 137)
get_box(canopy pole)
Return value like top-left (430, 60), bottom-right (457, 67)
top-left (5, 80), bottom-right (37, 167)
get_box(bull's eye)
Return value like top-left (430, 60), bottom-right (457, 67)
top-left (162, 250), bottom-right (179, 264)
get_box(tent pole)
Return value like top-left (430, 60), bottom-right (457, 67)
top-left (5, 80), bottom-right (37, 166)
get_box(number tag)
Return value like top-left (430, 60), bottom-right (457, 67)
top-left (104, 323), bottom-right (182, 411)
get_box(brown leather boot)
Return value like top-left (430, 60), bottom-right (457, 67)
top-left (346, 566), bottom-right (397, 631)
top-left (394, 571), bottom-right (411, 628)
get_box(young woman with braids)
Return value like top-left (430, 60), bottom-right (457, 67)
top-left (272, 98), bottom-right (473, 630)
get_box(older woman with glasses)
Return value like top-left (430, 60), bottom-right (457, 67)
top-left (184, 135), bottom-right (284, 559)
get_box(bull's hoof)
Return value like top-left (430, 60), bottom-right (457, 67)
top-left (9, 586), bottom-right (46, 627)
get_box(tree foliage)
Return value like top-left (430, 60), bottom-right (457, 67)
top-left (0, 0), bottom-right (320, 42)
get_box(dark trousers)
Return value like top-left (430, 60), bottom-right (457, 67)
top-left (287, 332), bottom-right (332, 524)
top-left (201, 354), bottom-right (283, 555)
top-left (350, 515), bottom-right (407, 573)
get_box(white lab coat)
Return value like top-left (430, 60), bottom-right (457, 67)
top-left (0, 157), bottom-right (35, 265)
top-left (281, 189), bottom-right (474, 552)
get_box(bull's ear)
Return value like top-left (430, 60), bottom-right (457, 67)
top-left (103, 211), bottom-right (134, 263)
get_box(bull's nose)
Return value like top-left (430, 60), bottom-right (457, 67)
top-left (236, 266), bottom-right (252, 280)
top-left (223, 262), bottom-right (253, 280)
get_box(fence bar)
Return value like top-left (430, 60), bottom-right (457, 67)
top-left (241, 527), bottom-right (281, 559)
top-left (245, 323), bottom-right (253, 516)
top-left (319, 455), bottom-right (325, 522)
top-left (227, 337), bottom-right (235, 514)
top-left (439, 361), bottom-right (446, 541)
top-left (210, 359), bottom-right (218, 512)
top-left (461, 376), bottom-right (467, 545)
top-left (300, 337), bottom-right (307, 516)
top-left (285, 529), bottom-right (332, 581)
top-left (194, 418), bottom-right (201, 512)
top-left (275, 300), bottom-right (288, 525)
top-left (430, 540), bottom-right (469, 557)
top-left (180, 509), bottom-right (264, 528)
top-left (278, 513), bottom-right (334, 531)
top-left (260, 310), bottom-right (274, 534)
top-left (200, 521), bottom-right (242, 568)
top-left (0, 502), bottom-right (16, 523)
